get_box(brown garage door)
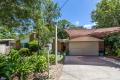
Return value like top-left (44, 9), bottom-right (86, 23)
top-left (69, 42), bottom-right (99, 56)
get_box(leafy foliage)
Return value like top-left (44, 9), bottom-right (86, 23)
top-left (18, 48), bottom-right (31, 56)
top-left (105, 35), bottom-right (120, 56)
top-left (0, 26), bottom-right (16, 39)
top-left (92, 0), bottom-right (120, 28)
top-left (0, 55), bottom-right (6, 78)
top-left (116, 48), bottom-right (120, 57)
top-left (104, 33), bottom-right (120, 55)
top-left (34, 55), bottom-right (47, 72)
top-left (57, 19), bottom-right (75, 39)
top-left (104, 33), bottom-right (120, 49)
top-left (0, 0), bottom-right (60, 43)
top-left (49, 54), bottom-right (56, 64)
top-left (29, 40), bottom-right (38, 52)
top-left (37, 23), bottom-right (53, 49)
top-left (0, 49), bottom-right (49, 79)
top-left (5, 49), bottom-right (34, 79)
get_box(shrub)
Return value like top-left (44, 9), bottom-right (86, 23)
top-left (1, 50), bottom-right (21, 79)
top-left (32, 55), bottom-right (48, 73)
top-left (39, 48), bottom-right (48, 55)
top-left (0, 55), bottom-right (6, 77)
top-left (19, 48), bottom-right (31, 56)
top-left (116, 48), bottom-right (120, 57)
top-left (4, 49), bottom-right (34, 79)
top-left (0, 49), bottom-right (48, 79)
top-left (16, 58), bottom-right (34, 79)
top-left (49, 54), bottom-right (55, 64)
top-left (29, 40), bottom-right (38, 52)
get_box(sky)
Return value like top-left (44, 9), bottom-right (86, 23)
top-left (54, 0), bottom-right (99, 29)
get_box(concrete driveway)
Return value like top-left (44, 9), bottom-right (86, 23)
top-left (59, 56), bottom-right (120, 80)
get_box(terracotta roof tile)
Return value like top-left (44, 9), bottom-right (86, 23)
top-left (65, 29), bottom-right (94, 38)
top-left (65, 27), bottom-right (120, 38)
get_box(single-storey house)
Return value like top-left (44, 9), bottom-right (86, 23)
top-left (58, 27), bottom-right (120, 56)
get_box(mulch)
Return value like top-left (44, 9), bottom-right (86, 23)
top-left (49, 63), bottom-right (63, 80)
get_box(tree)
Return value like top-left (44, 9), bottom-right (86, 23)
top-left (57, 19), bottom-right (75, 39)
top-left (0, 26), bottom-right (16, 39)
top-left (33, 0), bottom-right (60, 51)
top-left (0, 0), bottom-right (37, 38)
top-left (0, 0), bottom-right (60, 51)
top-left (92, 0), bottom-right (120, 28)
top-left (91, 0), bottom-right (120, 56)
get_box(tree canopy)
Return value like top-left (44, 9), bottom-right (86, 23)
top-left (57, 19), bottom-right (76, 39)
top-left (92, 0), bottom-right (120, 28)
top-left (0, 0), bottom-right (60, 44)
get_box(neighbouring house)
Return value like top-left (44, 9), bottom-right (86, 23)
top-left (16, 32), bottom-right (37, 49)
top-left (57, 27), bottom-right (120, 56)
top-left (0, 39), bottom-right (15, 54)
top-left (20, 38), bottom-right (29, 48)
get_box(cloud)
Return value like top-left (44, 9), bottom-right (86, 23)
top-left (75, 21), bottom-right (80, 26)
top-left (84, 23), bottom-right (96, 29)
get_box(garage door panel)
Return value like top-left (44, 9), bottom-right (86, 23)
top-left (69, 42), bottom-right (98, 49)
top-left (70, 49), bottom-right (98, 55)
top-left (69, 42), bottom-right (99, 56)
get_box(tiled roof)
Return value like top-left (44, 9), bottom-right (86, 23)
top-left (91, 27), bottom-right (120, 38)
top-left (65, 29), bottom-right (94, 38)
top-left (65, 27), bottom-right (120, 39)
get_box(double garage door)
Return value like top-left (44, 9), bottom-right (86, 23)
top-left (69, 42), bottom-right (99, 56)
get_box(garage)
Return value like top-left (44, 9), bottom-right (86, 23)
top-left (69, 36), bottom-right (103, 56)
top-left (64, 28), bottom-right (120, 56)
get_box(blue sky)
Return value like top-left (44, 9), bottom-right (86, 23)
top-left (54, 0), bottom-right (99, 28)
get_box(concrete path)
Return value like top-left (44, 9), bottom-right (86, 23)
top-left (59, 56), bottom-right (120, 80)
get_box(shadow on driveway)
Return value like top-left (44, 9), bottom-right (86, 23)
top-left (64, 56), bottom-right (120, 68)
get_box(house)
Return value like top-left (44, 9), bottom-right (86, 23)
top-left (16, 32), bottom-right (37, 49)
top-left (0, 39), bottom-right (15, 54)
top-left (59, 27), bottom-right (120, 56)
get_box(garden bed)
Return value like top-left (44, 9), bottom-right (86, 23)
top-left (49, 63), bottom-right (63, 80)
top-left (49, 54), bottom-right (64, 80)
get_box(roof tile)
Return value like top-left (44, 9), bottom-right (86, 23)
top-left (65, 27), bottom-right (120, 38)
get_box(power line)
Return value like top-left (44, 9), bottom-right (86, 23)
top-left (60, 0), bottom-right (70, 10)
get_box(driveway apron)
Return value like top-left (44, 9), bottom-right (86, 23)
top-left (59, 56), bottom-right (120, 80)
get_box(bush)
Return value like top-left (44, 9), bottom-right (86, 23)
top-left (2, 49), bottom-right (34, 79)
top-left (29, 40), bottom-right (38, 52)
top-left (1, 50), bottom-right (21, 79)
top-left (49, 54), bottom-right (55, 64)
top-left (0, 55), bottom-right (6, 77)
top-left (39, 48), bottom-right (48, 55)
top-left (19, 48), bottom-right (31, 56)
top-left (16, 58), bottom-right (34, 79)
top-left (116, 48), bottom-right (120, 57)
top-left (30, 55), bottom-right (47, 73)
top-left (0, 49), bottom-right (48, 79)
top-left (41, 51), bottom-right (56, 65)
